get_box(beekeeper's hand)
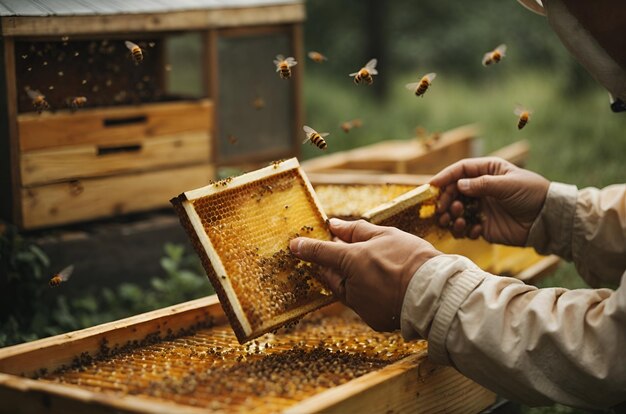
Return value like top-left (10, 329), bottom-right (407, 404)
top-left (430, 157), bottom-right (550, 246)
top-left (289, 219), bottom-right (441, 331)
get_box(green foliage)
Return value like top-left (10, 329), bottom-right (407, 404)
top-left (0, 233), bottom-right (212, 348)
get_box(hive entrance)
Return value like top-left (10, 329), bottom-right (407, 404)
top-left (172, 158), bottom-right (334, 343)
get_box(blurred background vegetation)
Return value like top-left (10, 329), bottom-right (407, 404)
top-left (302, 0), bottom-right (625, 298)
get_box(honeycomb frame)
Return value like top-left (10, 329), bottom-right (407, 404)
top-left (171, 158), bottom-right (335, 343)
top-left (362, 183), bottom-right (439, 234)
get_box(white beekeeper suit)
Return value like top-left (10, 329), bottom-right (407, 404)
top-left (401, 1), bottom-right (626, 409)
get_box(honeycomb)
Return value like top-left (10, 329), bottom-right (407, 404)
top-left (314, 184), bottom-right (416, 219)
top-left (362, 184), bottom-right (440, 237)
top-left (171, 158), bottom-right (335, 343)
top-left (40, 311), bottom-right (427, 413)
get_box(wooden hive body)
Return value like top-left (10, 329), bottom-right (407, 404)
top-left (0, 296), bottom-right (497, 414)
top-left (0, 0), bottom-right (305, 229)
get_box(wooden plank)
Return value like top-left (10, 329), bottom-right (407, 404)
top-left (291, 23), bottom-right (303, 161)
top-left (0, 378), bottom-right (209, 414)
top-left (0, 37), bottom-right (22, 225)
top-left (20, 131), bottom-right (211, 186)
top-left (20, 163), bottom-right (215, 229)
top-left (488, 139), bottom-right (530, 167)
top-left (286, 357), bottom-right (496, 414)
top-left (18, 100), bottom-right (213, 151)
top-left (205, 29), bottom-right (218, 163)
top-left (0, 296), bottom-right (224, 377)
top-left (0, 4), bottom-right (306, 36)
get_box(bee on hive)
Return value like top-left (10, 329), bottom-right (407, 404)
top-left (350, 59), bottom-right (378, 85)
top-left (125, 40), bottom-right (144, 65)
top-left (514, 105), bottom-right (532, 130)
top-left (302, 125), bottom-right (330, 150)
top-left (49, 265), bottom-right (74, 287)
top-left (68, 96), bottom-right (87, 111)
top-left (273, 55), bottom-right (297, 79)
top-left (252, 96), bottom-right (265, 110)
top-left (405, 73), bottom-right (437, 97)
top-left (26, 88), bottom-right (49, 113)
top-left (307, 51), bottom-right (328, 63)
top-left (227, 134), bottom-right (239, 145)
top-left (482, 44), bottom-right (507, 66)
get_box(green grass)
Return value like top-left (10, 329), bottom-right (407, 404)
top-left (304, 69), bottom-right (626, 292)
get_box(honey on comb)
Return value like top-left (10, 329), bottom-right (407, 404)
top-left (172, 159), bottom-right (335, 343)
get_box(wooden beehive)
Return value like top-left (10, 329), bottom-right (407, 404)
top-left (0, 295), bottom-right (500, 414)
top-left (0, 0), bottom-right (305, 229)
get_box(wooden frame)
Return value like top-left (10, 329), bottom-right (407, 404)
top-left (0, 4), bottom-right (306, 36)
top-left (0, 295), bottom-right (497, 414)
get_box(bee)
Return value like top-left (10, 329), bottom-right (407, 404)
top-left (514, 105), bottom-right (532, 130)
top-left (227, 134), bottom-right (239, 145)
top-left (252, 96), bottom-right (266, 110)
top-left (307, 51), bottom-right (328, 63)
top-left (49, 265), bottom-right (74, 287)
top-left (482, 44), bottom-right (507, 66)
top-left (405, 73), bottom-right (437, 97)
top-left (125, 40), bottom-right (143, 65)
top-left (26, 88), bottom-right (49, 113)
top-left (273, 55), bottom-right (297, 79)
top-left (69, 96), bottom-right (87, 111)
top-left (302, 125), bottom-right (330, 150)
top-left (340, 118), bottom-right (363, 133)
top-left (350, 59), bottom-right (378, 85)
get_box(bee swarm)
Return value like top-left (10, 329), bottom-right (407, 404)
top-left (40, 312), bottom-right (427, 413)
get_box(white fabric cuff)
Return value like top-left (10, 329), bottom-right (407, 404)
top-left (526, 182), bottom-right (578, 260)
top-left (401, 254), bottom-right (485, 364)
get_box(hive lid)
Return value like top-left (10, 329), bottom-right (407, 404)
top-left (171, 158), bottom-right (335, 343)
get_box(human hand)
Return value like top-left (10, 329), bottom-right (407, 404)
top-left (430, 157), bottom-right (550, 246)
top-left (289, 219), bottom-right (441, 331)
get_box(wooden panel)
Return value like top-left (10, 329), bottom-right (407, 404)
top-left (0, 4), bottom-right (306, 36)
top-left (20, 131), bottom-right (211, 186)
top-left (0, 37), bottom-right (21, 224)
top-left (302, 124), bottom-right (478, 174)
top-left (287, 358), bottom-right (496, 414)
top-left (20, 163), bottom-right (214, 229)
top-left (18, 100), bottom-right (213, 151)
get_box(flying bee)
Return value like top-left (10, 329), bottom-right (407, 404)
top-left (405, 73), bottom-right (437, 97)
top-left (514, 105), bottom-right (532, 130)
top-left (340, 118), bottom-right (363, 133)
top-left (227, 134), bottom-right (239, 145)
top-left (68, 96), bottom-right (87, 111)
top-left (49, 265), bottom-right (74, 287)
top-left (273, 55), bottom-right (297, 79)
top-left (307, 51), bottom-right (328, 63)
top-left (252, 96), bottom-right (266, 110)
top-left (302, 125), bottom-right (330, 150)
top-left (350, 59), bottom-right (378, 85)
top-left (125, 40), bottom-right (143, 65)
top-left (26, 88), bottom-right (49, 113)
top-left (482, 44), bottom-right (507, 66)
